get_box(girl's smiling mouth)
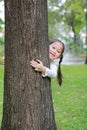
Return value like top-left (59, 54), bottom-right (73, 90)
top-left (50, 51), bottom-right (55, 57)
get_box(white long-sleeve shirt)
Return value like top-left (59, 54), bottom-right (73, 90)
top-left (42, 60), bottom-right (59, 78)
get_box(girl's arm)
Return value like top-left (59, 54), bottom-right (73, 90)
top-left (42, 63), bottom-right (57, 78)
top-left (30, 59), bottom-right (57, 78)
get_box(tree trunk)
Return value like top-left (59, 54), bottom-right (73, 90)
top-left (1, 0), bottom-right (57, 130)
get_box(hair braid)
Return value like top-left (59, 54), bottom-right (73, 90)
top-left (57, 55), bottom-right (63, 86)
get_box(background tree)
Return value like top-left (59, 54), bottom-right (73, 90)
top-left (1, 0), bottom-right (57, 130)
top-left (61, 0), bottom-right (85, 51)
top-left (48, 0), bottom-right (86, 55)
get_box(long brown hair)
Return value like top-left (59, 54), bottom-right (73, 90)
top-left (49, 39), bottom-right (65, 86)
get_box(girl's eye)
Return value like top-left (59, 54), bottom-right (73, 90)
top-left (57, 50), bottom-right (60, 53)
top-left (53, 46), bottom-right (55, 49)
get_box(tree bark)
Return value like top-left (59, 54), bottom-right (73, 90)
top-left (1, 0), bottom-right (57, 130)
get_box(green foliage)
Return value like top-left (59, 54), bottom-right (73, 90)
top-left (63, 0), bottom-right (85, 34)
top-left (0, 19), bottom-right (4, 25)
top-left (48, 0), bottom-right (86, 54)
top-left (0, 0), bottom-right (4, 31)
top-left (0, 38), bottom-right (4, 45)
top-left (48, 0), bottom-right (61, 8)
top-left (0, 18), bottom-right (4, 31)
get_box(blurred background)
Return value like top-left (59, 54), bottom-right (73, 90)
top-left (48, 0), bottom-right (87, 65)
top-left (0, 0), bottom-right (4, 64)
top-left (0, 0), bottom-right (87, 65)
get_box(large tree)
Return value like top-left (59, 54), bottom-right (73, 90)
top-left (48, 0), bottom-right (85, 45)
top-left (1, 0), bottom-right (57, 130)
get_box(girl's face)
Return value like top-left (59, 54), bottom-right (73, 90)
top-left (49, 41), bottom-right (64, 62)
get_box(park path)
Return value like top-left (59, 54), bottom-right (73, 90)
top-left (62, 52), bottom-right (85, 65)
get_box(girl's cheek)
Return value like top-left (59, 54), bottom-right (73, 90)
top-left (57, 54), bottom-right (60, 58)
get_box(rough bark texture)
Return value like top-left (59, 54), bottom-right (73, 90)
top-left (1, 0), bottom-right (57, 130)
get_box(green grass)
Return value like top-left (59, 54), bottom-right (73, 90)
top-left (0, 65), bottom-right (87, 130)
top-left (0, 45), bottom-right (4, 57)
top-left (0, 65), bottom-right (4, 125)
top-left (52, 65), bottom-right (87, 130)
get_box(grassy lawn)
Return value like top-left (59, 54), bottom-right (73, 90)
top-left (52, 65), bottom-right (87, 130)
top-left (0, 65), bottom-right (4, 125)
top-left (0, 65), bottom-right (87, 130)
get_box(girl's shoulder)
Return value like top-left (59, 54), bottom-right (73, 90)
top-left (51, 59), bottom-right (59, 65)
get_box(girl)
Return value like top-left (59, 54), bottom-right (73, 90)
top-left (30, 39), bottom-right (65, 86)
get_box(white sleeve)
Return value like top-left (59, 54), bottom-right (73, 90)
top-left (42, 64), bottom-right (57, 78)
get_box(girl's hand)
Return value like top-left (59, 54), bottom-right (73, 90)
top-left (30, 59), bottom-right (46, 73)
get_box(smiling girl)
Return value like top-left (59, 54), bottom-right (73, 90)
top-left (30, 39), bottom-right (65, 86)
